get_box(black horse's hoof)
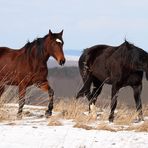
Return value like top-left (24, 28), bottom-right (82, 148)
top-left (76, 92), bottom-right (84, 99)
top-left (76, 94), bottom-right (80, 99)
top-left (45, 110), bottom-right (52, 118)
top-left (133, 117), bottom-right (144, 123)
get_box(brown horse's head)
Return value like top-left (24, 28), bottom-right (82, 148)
top-left (45, 29), bottom-right (66, 66)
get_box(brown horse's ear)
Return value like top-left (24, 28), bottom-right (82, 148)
top-left (49, 29), bottom-right (53, 36)
top-left (60, 30), bottom-right (63, 36)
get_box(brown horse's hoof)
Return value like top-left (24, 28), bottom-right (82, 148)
top-left (17, 113), bottom-right (23, 120)
top-left (45, 110), bottom-right (52, 118)
top-left (109, 116), bottom-right (114, 123)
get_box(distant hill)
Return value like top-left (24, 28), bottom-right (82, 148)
top-left (47, 59), bottom-right (78, 68)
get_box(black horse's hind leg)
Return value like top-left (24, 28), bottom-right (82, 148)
top-left (88, 78), bottom-right (103, 112)
top-left (17, 85), bottom-right (26, 119)
top-left (132, 84), bottom-right (144, 121)
top-left (39, 81), bottom-right (54, 118)
top-left (76, 75), bottom-right (93, 99)
top-left (109, 83), bottom-right (120, 122)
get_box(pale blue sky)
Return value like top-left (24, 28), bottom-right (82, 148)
top-left (0, 0), bottom-right (148, 51)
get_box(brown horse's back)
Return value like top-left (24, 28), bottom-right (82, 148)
top-left (0, 47), bottom-right (28, 85)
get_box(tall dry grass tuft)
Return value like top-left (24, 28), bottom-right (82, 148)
top-left (0, 86), bottom-right (19, 121)
top-left (0, 95), bottom-right (6, 121)
top-left (0, 92), bottom-right (11, 121)
top-left (96, 124), bottom-right (117, 132)
top-left (126, 121), bottom-right (148, 132)
top-left (73, 122), bottom-right (94, 130)
top-left (114, 106), bottom-right (138, 125)
top-left (54, 98), bottom-right (98, 124)
top-left (48, 117), bottom-right (63, 126)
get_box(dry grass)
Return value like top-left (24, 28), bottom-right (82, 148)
top-left (48, 118), bottom-right (63, 126)
top-left (0, 95), bottom-right (8, 121)
top-left (0, 86), bottom-right (18, 121)
top-left (96, 124), bottom-right (117, 132)
top-left (0, 91), bottom-right (148, 132)
top-left (114, 107), bottom-right (138, 125)
top-left (54, 98), bottom-right (100, 124)
top-left (126, 121), bottom-right (148, 132)
top-left (73, 123), bottom-right (94, 130)
top-left (53, 98), bottom-right (148, 132)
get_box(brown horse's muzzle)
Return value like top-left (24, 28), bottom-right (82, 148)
top-left (59, 58), bottom-right (66, 66)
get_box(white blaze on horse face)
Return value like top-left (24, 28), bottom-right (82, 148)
top-left (56, 38), bottom-right (62, 44)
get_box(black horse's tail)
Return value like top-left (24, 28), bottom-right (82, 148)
top-left (76, 50), bottom-right (92, 99)
top-left (78, 50), bottom-right (90, 82)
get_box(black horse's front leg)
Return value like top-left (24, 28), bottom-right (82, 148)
top-left (109, 83), bottom-right (120, 122)
top-left (39, 81), bottom-right (54, 118)
top-left (132, 85), bottom-right (144, 122)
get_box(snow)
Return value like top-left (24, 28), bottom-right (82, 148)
top-left (0, 104), bottom-right (148, 148)
top-left (65, 55), bottom-right (79, 61)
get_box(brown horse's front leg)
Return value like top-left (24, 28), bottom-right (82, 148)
top-left (17, 86), bottom-right (26, 119)
top-left (39, 82), bottom-right (54, 118)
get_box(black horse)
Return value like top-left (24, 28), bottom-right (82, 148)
top-left (76, 40), bottom-right (148, 122)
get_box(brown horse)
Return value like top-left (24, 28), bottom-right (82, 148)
top-left (76, 40), bottom-right (148, 122)
top-left (0, 29), bottom-right (65, 118)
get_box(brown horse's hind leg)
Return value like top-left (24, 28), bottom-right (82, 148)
top-left (132, 84), bottom-right (144, 121)
top-left (39, 82), bottom-right (54, 118)
top-left (17, 85), bottom-right (26, 119)
top-left (0, 85), bottom-right (5, 97)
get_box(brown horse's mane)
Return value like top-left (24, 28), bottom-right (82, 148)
top-left (24, 34), bottom-right (49, 59)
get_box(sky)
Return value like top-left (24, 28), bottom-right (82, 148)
top-left (0, 0), bottom-right (148, 52)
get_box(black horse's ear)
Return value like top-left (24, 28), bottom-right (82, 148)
top-left (60, 30), bottom-right (63, 36)
top-left (49, 29), bottom-right (53, 36)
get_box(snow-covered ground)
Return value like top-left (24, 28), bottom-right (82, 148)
top-left (0, 104), bottom-right (148, 148)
